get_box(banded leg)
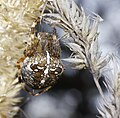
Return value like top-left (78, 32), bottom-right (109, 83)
top-left (24, 85), bottom-right (51, 96)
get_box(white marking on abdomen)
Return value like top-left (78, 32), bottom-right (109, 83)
top-left (26, 63), bottom-right (33, 71)
top-left (34, 69), bottom-right (38, 72)
top-left (50, 68), bottom-right (56, 71)
top-left (44, 68), bottom-right (48, 75)
top-left (41, 79), bottom-right (45, 84)
top-left (46, 51), bottom-right (50, 65)
top-left (44, 51), bottom-right (50, 76)
top-left (37, 66), bottom-right (44, 69)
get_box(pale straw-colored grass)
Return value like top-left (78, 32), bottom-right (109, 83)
top-left (0, 0), bottom-right (45, 117)
top-left (43, 0), bottom-right (120, 117)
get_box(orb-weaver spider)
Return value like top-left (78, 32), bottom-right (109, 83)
top-left (16, 17), bottom-right (64, 96)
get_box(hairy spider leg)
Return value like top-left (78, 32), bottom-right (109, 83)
top-left (24, 85), bottom-right (51, 96)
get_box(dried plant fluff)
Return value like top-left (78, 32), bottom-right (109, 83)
top-left (0, 78), bottom-right (21, 117)
top-left (0, 0), bottom-right (45, 117)
top-left (43, 1), bottom-right (120, 117)
top-left (97, 56), bottom-right (120, 118)
top-left (43, 0), bottom-right (110, 98)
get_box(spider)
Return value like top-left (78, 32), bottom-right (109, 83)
top-left (16, 17), bottom-right (64, 96)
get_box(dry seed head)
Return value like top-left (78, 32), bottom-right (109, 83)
top-left (0, 0), bottom-right (46, 116)
top-left (0, 78), bottom-right (22, 118)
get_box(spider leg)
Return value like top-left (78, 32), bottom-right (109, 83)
top-left (16, 57), bottom-right (26, 85)
top-left (30, 17), bottom-right (40, 45)
top-left (23, 86), bottom-right (51, 96)
top-left (17, 74), bottom-right (22, 83)
top-left (32, 86), bottom-right (52, 96)
top-left (16, 57), bottom-right (26, 69)
top-left (52, 26), bottom-right (57, 35)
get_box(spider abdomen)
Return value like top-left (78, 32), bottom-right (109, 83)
top-left (21, 49), bottom-right (63, 90)
top-left (17, 31), bottom-right (64, 95)
top-left (21, 32), bottom-right (63, 89)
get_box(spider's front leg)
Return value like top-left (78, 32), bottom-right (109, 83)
top-left (16, 56), bottom-right (26, 69)
top-left (16, 56), bottom-right (26, 83)
top-left (23, 85), bottom-right (52, 96)
top-left (30, 86), bottom-right (52, 96)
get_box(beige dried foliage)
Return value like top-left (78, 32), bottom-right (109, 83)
top-left (44, 1), bottom-right (120, 117)
top-left (0, 0), bottom-right (46, 117)
top-left (44, 1), bottom-right (120, 118)
top-left (44, 0), bottom-right (109, 73)
top-left (97, 56), bottom-right (120, 118)
top-left (44, 0), bottom-right (110, 98)
top-left (0, 78), bottom-right (21, 118)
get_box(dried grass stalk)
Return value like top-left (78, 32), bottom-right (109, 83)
top-left (97, 56), bottom-right (120, 118)
top-left (43, 0), bottom-right (110, 98)
top-left (43, 1), bottom-right (120, 117)
top-left (0, 0), bottom-right (46, 117)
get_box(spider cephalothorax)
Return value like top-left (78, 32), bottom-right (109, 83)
top-left (16, 18), bottom-right (64, 96)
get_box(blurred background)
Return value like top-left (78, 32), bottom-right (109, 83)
top-left (18, 0), bottom-right (120, 118)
